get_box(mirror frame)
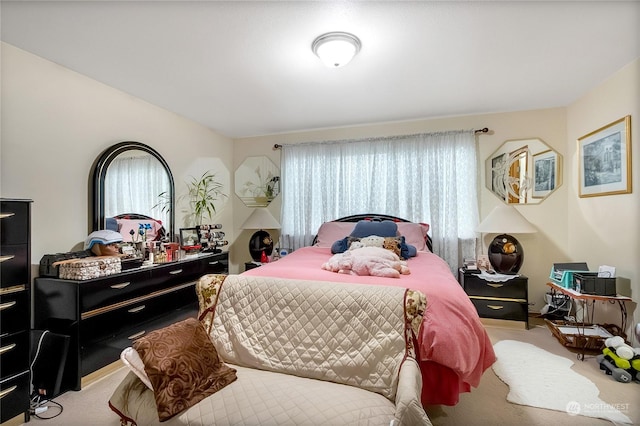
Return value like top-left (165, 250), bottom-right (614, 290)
top-left (486, 137), bottom-right (562, 205)
top-left (90, 141), bottom-right (175, 240)
top-left (234, 155), bottom-right (280, 207)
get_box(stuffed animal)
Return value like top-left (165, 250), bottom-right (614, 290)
top-left (322, 246), bottom-right (410, 278)
top-left (596, 335), bottom-right (640, 383)
top-left (383, 237), bottom-right (402, 258)
top-left (350, 235), bottom-right (385, 249)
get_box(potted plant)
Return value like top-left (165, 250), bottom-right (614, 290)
top-left (184, 171), bottom-right (227, 226)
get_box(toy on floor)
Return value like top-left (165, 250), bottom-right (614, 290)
top-left (596, 335), bottom-right (640, 383)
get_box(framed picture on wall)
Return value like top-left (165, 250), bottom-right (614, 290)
top-left (578, 115), bottom-right (631, 198)
top-left (532, 149), bottom-right (559, 198)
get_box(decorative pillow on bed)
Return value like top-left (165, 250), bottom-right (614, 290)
top-left (314, 222), bottom-right (356, 247)
top-left (397, 222), bottom-right (430, 252)
top-left (350, 220), bottom-right (398, 238)
top-left (132, 317), bottom-right (237, 422)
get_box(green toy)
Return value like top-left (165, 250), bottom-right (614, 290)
top-left (597, 336), bottom-right (640, 383)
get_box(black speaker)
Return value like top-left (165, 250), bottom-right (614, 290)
top-left (30, 330), bottom-right (70, 398)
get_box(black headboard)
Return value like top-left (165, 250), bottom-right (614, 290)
top-left (313, 213), bottom-right (433, 252)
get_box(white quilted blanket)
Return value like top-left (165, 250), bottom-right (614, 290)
top-left (198, 274), bottom-right (412, 400)
top-left (109, 274), bottom-right (431, 425)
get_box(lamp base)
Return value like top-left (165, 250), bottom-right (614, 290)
top-left (487, 233), bottom-right (524, 274)
top-left (249, 230), bottom-right (273, 262)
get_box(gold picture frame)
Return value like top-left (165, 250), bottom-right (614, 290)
top-left (532, 149), bottom-right (560, 199)
top-left (578, 115), bottom-right (631, 198)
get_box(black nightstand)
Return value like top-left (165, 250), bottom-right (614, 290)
top-left (245, 262), bottom-right (261, 271)
top-left (459, 268), bottom-right (529, 329)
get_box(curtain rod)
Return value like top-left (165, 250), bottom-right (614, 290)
top-left (273, 127), bottom-right (490, 149)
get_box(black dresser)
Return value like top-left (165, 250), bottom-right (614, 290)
top-left (459, 268), bottom-right (529, 329)
top-left (0, 199), bottom-right (32, 423)
top-left (34, 251), bottom-right (228, 394)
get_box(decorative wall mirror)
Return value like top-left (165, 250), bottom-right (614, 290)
top-left (90, 141), bottom-right (175, 240)
top-left (486, 138), bottom-right (562, 204)
top-left (235, 156), bottom-right (280, 207)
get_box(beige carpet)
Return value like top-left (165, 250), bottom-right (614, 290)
top-left (426, 320), bottom-right (640, 426)
top-left (14, 320), bottom-right (640, 426)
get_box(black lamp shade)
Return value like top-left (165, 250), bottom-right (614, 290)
top-left (248, 230), bottom-right (273, 262)
top-left (488, 233), bottom-right (524, 274)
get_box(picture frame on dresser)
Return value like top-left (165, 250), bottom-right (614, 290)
top-left (578, 115), bottom-right (632, 198)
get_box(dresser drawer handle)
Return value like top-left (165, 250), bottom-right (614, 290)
top-left (487, 305), bottom-right (504, 310)
top-left (209, 261), bottom-right (220, 265)
top-left (0, 255), bottom-right (15, 263)
top-left (127, 331), bottom-right (146, 340)
top-left (487, 283), bottom-right (504, 288)
top-left (0, 385), bottom-right (17, 400)
top-left (0, 301), bottom-right (17, 311)
top-left (169, 269), bottom-right (183, 275)
top-left (0, 212), bottom-right (16, 220)
top-left (128, 305), bottom-right (146, 314)
top-left (111, 282), bottom-right (131, 289)
top-left (0, 343), bottom-right (16, 355)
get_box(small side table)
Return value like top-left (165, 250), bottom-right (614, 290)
top-left (245, 262), bottom-right (261, 271)
top-left (545, 282), bottom-right (632, 360)
top-left (459, 268), bottom-right (529, 329)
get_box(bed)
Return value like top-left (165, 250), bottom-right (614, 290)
top-left (241, 214), bottom-right (496, 406)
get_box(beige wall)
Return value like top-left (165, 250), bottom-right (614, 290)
top-left (234, 108), bottom-right (570, 310)
top-left (566, 58), bottom-right (639, 340)
top-left (1, 43), bottom-right (235, 269)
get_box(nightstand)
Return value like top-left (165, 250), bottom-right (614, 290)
top-left (459, 268), bottom-right (529, 329)
top-left (245, 262), bottom-right (261, 271)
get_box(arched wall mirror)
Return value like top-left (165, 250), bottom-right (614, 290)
top-left (486, 138), bottom-right (562, 204)
top-left (234, 156), bottom-right (280, 207)
top-left (90, 141), bottom-right (175, 240)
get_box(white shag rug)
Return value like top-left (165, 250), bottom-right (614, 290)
top-left (492, 340), bottom-right (632, 424)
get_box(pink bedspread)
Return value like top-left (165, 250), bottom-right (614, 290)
top-left (242, 246), bottom-right (496, 406)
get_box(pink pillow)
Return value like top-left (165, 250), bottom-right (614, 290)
top-left (314, 222), bottom-right (356, 247)
top-left (397, 222), bottom-right (430, 252)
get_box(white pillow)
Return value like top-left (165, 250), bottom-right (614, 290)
top-left (120, 347), bottom-right (153, 390)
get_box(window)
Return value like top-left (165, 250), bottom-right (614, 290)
top-left (279, 130), bottom-right (479, 273)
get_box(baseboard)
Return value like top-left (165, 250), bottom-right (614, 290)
top-left (81, 359), bottom-right (124, 388)
top-left (480, 318), bottom-right (528, 330)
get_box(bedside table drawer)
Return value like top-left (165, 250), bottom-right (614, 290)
top-left (470, 298), bottom-right (528, 322)
top-left (464, 278), bottom-right (527, 299)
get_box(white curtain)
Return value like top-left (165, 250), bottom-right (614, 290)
top-left (104, 155), bottom-right (170, 226)
top-left (279, 130), bottom-right (479, 273)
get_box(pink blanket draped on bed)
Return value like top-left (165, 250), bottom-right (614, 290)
top-left (242, 246), bottom-right (496, 406)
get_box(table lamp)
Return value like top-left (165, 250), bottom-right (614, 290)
top-left (241, 208), bottom-right (281, 262)
top-left (476, 205), bottom-right (537, 274)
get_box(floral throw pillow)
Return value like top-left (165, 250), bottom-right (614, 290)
top-left (133, 317), bottom-right (237, 421)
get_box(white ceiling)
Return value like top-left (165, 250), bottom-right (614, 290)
top-left (1, 1), bottom-right (639, 139)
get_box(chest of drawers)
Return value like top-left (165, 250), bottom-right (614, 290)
top-left (0, 199), bottom-right (32, 424)
top-left (34, 251), bottom-right (228, 394)
top-left (459, 269), bottom-right (529, 329)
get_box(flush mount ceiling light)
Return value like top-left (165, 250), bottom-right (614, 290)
top-left (312, 31), bottom-right (361, 68)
